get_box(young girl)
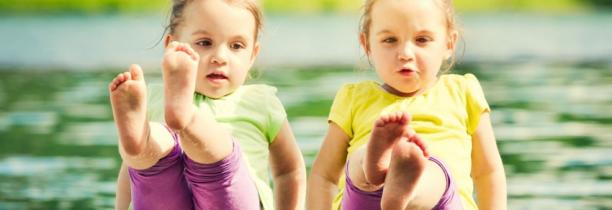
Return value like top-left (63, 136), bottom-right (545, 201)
top-left (307, 0), bottom-right (507, 209)
top-left (109, 0), bottom-right (306, 209)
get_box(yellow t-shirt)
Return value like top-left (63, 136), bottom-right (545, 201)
top-left (329, 74), bottom-right (490, 210)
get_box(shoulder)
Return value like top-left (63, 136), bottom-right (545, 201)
top-left (240, 84), bottom-right (278, 96)
top-left (439, 73), bottom-right (476, 85)
top-left (238, 84), bottom-right (285, 113)
top-left (439, 73), bottom-right (482, 92)
top-left (335, 81), bottom-right (379, 98)
top-left (235, 84), bottom-right (281, 104)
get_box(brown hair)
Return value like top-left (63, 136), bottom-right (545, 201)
top-left (164, 0), bottom-right (263, 41)
top-left (360, 0), bottom-right (460, 72)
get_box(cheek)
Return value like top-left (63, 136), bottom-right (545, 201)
top-left (419, 50), bottom-right (443, 64)
top-left (370, 47), bottom-right (395, 62)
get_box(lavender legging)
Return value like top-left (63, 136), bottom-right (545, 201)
top-left (341, 156), bottom-right (463, 210)
top-left (128, 131), bottom-right (260, 210)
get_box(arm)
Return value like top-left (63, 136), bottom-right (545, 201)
top-left (269, 120), bottom-right (307, 210)
top-left (307, 122), bottom-right (350, 210)
top-left (115, 162), bottom-right (131, 210)
top-left (471, 112), bottom-right (507, 210)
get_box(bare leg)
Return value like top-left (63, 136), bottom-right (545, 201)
top-left (348, 112), bottom-right (423, 190)
top-left (109, 64), bottom-right (175, 169)
top-left (380, 122), bottom-right (446, 209)
top-left (380, 139), bottom-right (434, 210)
top-left (347, 112), bottom-right (446, 210)
top-left (364, 112), bottom-right (417, 185)
top-left (162, 41), bottom-right (232, 164)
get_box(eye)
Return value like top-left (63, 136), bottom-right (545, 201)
top-left (382, 37), bottom-right (397, 44)
top-left (416, 36), bottom-right (433, 44)
top-left (230, 42), bottom-right (246, 50)
top-left (196, 39), bottom-right (212, 47)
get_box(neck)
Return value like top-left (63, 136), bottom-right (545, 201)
top-left (381, 79), bottom-right (437, 97)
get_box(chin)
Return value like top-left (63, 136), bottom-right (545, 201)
top-left (400, 88), bottom-right (418, 95)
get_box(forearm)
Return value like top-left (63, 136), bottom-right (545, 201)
top-left (471, 113), bottom-right (507, 210)
top-left (306, 174), bottom-right (339, 210)
top-left (273, 169), bottom-right (307, 210)
top-left (474, 169), bottom-right (507, 210)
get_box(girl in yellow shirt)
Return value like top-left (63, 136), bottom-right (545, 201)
top-left (307, 0), bottom-right (507, 209)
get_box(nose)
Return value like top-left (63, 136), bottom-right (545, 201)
top-left (398, 42), bottom-right (415, 62)
top-left (210, 46), bottom-right (228, 65)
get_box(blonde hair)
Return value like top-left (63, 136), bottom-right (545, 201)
top-left (165, 0), bottom-right (263, 41)
top-left (359, 0), bottom-right (460, 72)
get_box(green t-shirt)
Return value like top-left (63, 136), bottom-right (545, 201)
top-left (147, 84), bottom-right (286, 210)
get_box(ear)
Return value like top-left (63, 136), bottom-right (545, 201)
top-left (359, 33), bottom-right (370, 56)
top-left (164, 34), bottom-right (175, 48)
top-left (446, 30), bottom-right (458, 59)
top-left (250, 42), bottom-right (260, 64)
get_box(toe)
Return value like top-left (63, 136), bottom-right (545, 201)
top-left (122, 72), bottom-right (131, 81)
top-left (130, 64), bottom-right (144, 81)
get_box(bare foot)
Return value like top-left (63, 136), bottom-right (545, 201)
top-left (109, 64), bottom-right (149, 156)
top-left (161, 41), bottom-right (200, 130)
top-left (381, 140), bottom-right (428, 210)
top-left (364, 112), bottom-right (411, 185)
top-left (364, 112), bottom-right (428, 185)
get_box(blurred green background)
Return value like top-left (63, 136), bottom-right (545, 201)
top-left (1, 0), bottom-right (612, 209)
top-left (1, 0), bottom-right (612, 14)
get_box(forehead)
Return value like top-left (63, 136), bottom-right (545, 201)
top-left (370, 0), bottom-right (446, 34)
top-left (180, 0), bottom-right (256, 39)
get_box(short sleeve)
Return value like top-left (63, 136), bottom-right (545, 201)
top-left (464, 73), bottom-right (490, 134)
top-left (263, 86), bottom-right (287, 144)
top-left (328, 84), bottom-right (354, 138)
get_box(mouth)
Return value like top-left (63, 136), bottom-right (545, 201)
top-left (398, 68), bottom-right (417, 76)
top-left (206, 72), bottom-right (228, 81)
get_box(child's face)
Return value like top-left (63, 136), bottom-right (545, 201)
top-left (169, 0), bottom-right (259, 98)
top-left (362, 0), bottom-right (456, 95)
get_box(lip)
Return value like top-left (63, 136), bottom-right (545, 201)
top-left (206, 71), bottom-right (228, 83)
top-left (397, 68), bottom-right (417, 76)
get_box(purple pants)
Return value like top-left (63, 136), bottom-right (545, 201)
top-left (128, 131), bottom-right (260, 210)
top-left (341, 157), bottom-right (463, 210)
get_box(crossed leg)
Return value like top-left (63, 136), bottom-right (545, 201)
top-left (161, 41), bottom-right (259, 209)
top-left (161, 41), bottom-right (233, 164)
top-left (110, 64), bottom-right (192, 210)
top-left (345, 112), bottom-right (447, 210)
top-left (109, 63), bottom-right (175, 170)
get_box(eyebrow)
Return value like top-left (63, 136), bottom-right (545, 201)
top-left (191, 30), bottom-right (249, 41)
top-left (375, 29), bottom-right (393, 36)
top-left (375, 29), bottom-right (436, 36)
top-left (219, 35), bottom-right (250, 43)
top-left (417, 30), bottom-right (436, 35)
top-left (191, 30), bottom-right (210, 36)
